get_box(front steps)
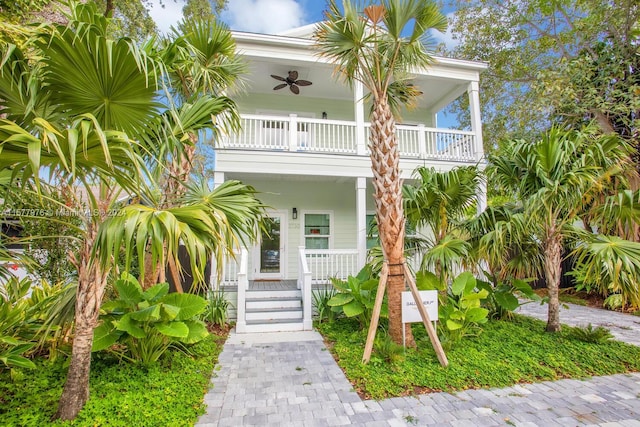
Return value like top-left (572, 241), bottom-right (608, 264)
top-left (240, 289), bottom-right (305, 333)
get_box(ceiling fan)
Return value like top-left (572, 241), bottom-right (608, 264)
top-left (271, 71), bottom-right (312, 95)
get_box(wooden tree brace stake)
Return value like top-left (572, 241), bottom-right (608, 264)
top-left (403, 263), bottom-right (448, 367)
top-left (362, 262), bottom-right (389, 363)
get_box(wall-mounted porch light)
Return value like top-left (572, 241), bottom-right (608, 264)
top-left (292, 207), bottom-right (298, 220)
top-left (322, 111), bottom-right (328, 119)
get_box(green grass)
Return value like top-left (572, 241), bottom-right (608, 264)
top-left (0, 334), bottom-right (225, 426)
top-left (317, 316), bottom-right (640, 400)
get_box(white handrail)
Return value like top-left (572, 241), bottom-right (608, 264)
top-left (298, 246), bottom-right (313, 330)
top-left (304, 249), bottom-right (360, 284)
top-left (235, 247), bottom-right (248, 333)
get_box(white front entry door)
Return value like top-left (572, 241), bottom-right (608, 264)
top-left (253, 211), bottom-right (287, 280)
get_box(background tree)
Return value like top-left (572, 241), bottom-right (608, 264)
top-left (490, 125), bottom-right (631, 331)
top-left (0, 3), bottom-right (261, 419)
top-left (315, 0), bottom-right (447, 346)
top-left (443, 0), bottom-right (639, 168)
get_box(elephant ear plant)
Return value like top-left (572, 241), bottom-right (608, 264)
top-left (92, 274), bottom-right (209, 365)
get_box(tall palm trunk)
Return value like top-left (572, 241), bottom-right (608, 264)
top-left (543, 229), bottom-right (563, 332)
top-left (370, 95), bottom-right (414, 346)
top-left (55, 226), bottom-right (109, 420)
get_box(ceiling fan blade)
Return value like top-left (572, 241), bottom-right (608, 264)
top-left (288, 70), bottom-right (298, 81)
top-left (273, 83), bottom-right (288, 90)
top-left (290, 84), bottom-right (300, 95)
top-left (296, 80), bottom-right (312, 86)
top-left (270, 74), bottom-right (286, 81)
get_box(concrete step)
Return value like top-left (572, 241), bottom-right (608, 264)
top-left (243, 318), bottom-right (305, 333)
top-left (246, 296), bottom-right (302, 310)
top-left (246, 307), bottom-right (303, 321)
top-left (245, 289), bottom-right (301, 299)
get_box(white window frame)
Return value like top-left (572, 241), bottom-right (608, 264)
top-left (301, 210), bottom-right (334, 249)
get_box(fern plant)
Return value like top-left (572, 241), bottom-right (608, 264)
top-left (567, 323), bottom-right (613, 344)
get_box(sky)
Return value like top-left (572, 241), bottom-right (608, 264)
top-left (148, 0), bottom-right (457, 48)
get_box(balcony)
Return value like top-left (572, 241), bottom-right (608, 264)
top-left (220, 114), bottom-right (480, 163)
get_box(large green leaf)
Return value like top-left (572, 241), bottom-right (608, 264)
top-left (155, 321), bottom-right (189, 338)
top-left (160, 303), bottom-right (180, 321)
top-left (115, 313), bottom-right (146, 339)
top-left (466, 307), bottom-right (489, 323)
top-left (416, 270), bottom-right (442, 291)
top-left (92, 321), bottom-right (120, 351)
top-left (1, 354), bottom-right (36, 369)
top-left (159, 293), bottom-right (208, 321)
top-left (130, 304), bottom-right (161, 322)
top-left (360, 279), bottom-right (379, 291)
top-left (114, 276), bottom-right (143, 307)
top-left (143, 282), bottom-right (170, 303)
top-left (446, 319), bottom-right (463, 330)
top-left (451, 272), bottom-right (476, 296)
top-left (181, 320), bottom-right (209, 344)
top-left (495, 292), bottom-right (520, 311)
top-left (342, 300), bottom-right (364, 317)
top-left (327, 293), bottom-right (354, 307)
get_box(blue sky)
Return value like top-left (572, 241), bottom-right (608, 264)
top-left (149, 0), bottom-right (457, 48)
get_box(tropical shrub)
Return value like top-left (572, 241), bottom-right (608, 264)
top-left (571, 235), bottom-right (640, 310)
top-left (372, 334), bottom-right (404, 365)
top-left (476, 273), bottom-right (540, 319)
top-left (327, 265), bottom-right (384, 329)
top-left (92, 274), bottom-right (209, 365)
top-left (438, 272), bottom-right (489, 348)
top-left (0, 277), bottom-right (75, 372)
top-left (312, 287), bottom-right (337, 323)
top-left (566, 323), bottom-right (614, 344)
top-left (202, 290), bottom-right (231, 327)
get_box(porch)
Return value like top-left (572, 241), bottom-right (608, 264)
top-left (215, 247), bottom-right (361, 333)
top-left (220, 114), bottom-right (480, 163)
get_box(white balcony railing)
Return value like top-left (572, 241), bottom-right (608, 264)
top-left (304, 249), bottom-right (360, 285)
top-left (221, 114), bottom-right (479, 163)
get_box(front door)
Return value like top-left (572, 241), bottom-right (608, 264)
top-left (253, 212), bottom-right (286, 280)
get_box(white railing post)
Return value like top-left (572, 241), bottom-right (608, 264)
top-left (418, 124), bottom-right (427, 159)
top-left (289, 114), bottom-right (298, 151)
top-left (236, 247), bottom-right (248, 333)
top-left (298, 246), bottom-right (313, 330)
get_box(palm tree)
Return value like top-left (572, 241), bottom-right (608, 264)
top-left (315, 0), bottom-right (447, 345)
top-left (404, 166), bottom-right (480, 282)
top-left (490, 124), bottom-right (630, 331)
top-left (0, 3), bottom-right (263, 419)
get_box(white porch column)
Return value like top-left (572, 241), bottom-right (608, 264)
top-left (354, 81), bottom-right (367, 155)
top-left (356, 177), bottom-right (367, 269)
top-left (213, 171), bottom-right (225, 189)
top-left (467, 81), bottom-right (484, 162)
top-left (468, 81), bottom-right (487, 214)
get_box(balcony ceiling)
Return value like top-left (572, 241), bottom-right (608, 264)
top-left (234, 57), bottom-right (471, 112)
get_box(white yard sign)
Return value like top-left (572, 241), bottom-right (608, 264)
top-left (401, 290), bottom-right (438, 323)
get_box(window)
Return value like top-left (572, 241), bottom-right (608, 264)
top-left (304, 213), bottom-right (331, 249)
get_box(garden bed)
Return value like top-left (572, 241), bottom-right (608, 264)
top-left (0, 331), bottom-right (227, 426)
top-left (317, 316), bottom-right (640, 400)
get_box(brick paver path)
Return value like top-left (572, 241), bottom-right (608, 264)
top-left (197, 305), bottom-right (640, 426)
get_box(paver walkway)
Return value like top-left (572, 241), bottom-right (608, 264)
top-left (517, 301), bottom-right (640, 346)
top-left (197, 305), bottom-right (640, 426)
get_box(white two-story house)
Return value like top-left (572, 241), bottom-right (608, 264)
top-left (213, 23), bottom-right (487, 333)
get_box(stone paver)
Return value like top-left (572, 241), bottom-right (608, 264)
top-left (197, 305), bottom-right (640, 426)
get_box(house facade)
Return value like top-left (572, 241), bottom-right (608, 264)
top-left (213, 24), bottom-right (487, 333)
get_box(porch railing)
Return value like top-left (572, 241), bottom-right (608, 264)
top-left (235, 247), bottom-right (249, 333)
top-left (304, 249), bottom-right (360, 285)
top-left (221, 114), bottom-right (479, 162)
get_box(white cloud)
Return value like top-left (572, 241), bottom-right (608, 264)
top-left (148, 0), bottom-right (184, 34)
top-left (431, 12), bottom-right (460, 51)
top-left (222, 0), bottom-right (306, 34)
